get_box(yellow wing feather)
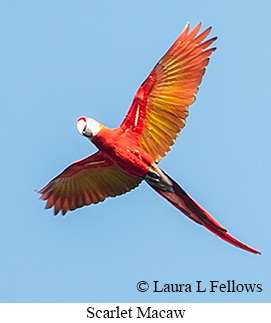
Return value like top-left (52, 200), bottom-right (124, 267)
top-left (121, 22), bottom-right (216, 163)
top-left (39, 152), bottom-right (142, 215)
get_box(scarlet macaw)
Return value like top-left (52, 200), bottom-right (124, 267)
top-left (40, 23), bottom-right (261, 254)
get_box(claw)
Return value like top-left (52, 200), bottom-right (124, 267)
top-left (145, 167), bottom-right (174, 192)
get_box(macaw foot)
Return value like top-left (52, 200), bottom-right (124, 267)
top-left (144, 167), bottom-right (174, 193)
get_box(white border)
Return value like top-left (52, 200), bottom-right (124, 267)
top-left (0, 303), bottom-right (269, 322)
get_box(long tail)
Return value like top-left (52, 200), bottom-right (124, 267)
top-left (145, 169), bottom-right (261, 254)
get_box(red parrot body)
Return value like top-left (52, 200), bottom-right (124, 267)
top-left (40, 23), bottom-right (261, 254)
top-left (91, 126), bottom-right (153, 177)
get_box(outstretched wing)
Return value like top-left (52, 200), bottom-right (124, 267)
top-left (121, 22), bottom-right (216, 163)
top-left (39, 151), bottom-right (142, 215)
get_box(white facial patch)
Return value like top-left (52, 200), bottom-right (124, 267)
top-left (86, 118), bottom-right (101, 137)
top-left (76, 117), bottom-right (101, 139)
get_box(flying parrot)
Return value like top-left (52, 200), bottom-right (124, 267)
top-left (39, 22), bottom-right (261, 254)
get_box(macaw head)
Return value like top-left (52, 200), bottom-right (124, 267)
top-left (76, 117), bottom-right (101, 140)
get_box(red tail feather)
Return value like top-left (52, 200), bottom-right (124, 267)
top-left (147, 170), bottom-right (261, 254)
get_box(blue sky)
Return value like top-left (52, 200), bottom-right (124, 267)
top-left (1, 0), bottom-right (270, 302)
